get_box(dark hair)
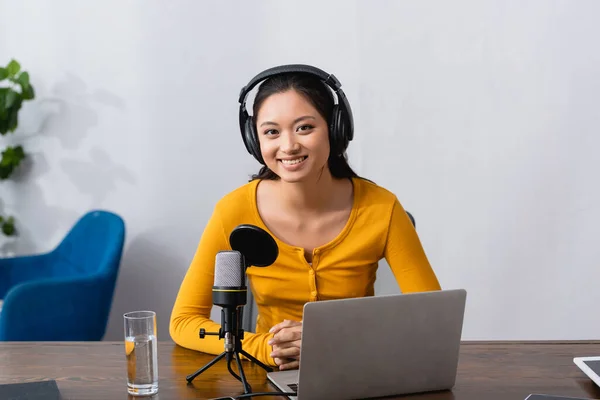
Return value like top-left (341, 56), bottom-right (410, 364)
top-left (249, 72), bottom-right (361, 181)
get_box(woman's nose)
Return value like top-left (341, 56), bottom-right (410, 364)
top-left (280, 132), bottom-right (300, 153)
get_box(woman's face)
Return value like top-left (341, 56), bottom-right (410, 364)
top-left (255, 89), bottom-right (330, 183)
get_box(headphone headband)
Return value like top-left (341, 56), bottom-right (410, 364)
top-left (238, 64), bottom-right (341, 104)
top-left (238, 64), bottom-right (354, 164)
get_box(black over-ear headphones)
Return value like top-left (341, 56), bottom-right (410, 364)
top-left (238, 64), bottom-right (354, 165)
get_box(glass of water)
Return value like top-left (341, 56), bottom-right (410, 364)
top-left (124, 311), bottom-right (158, 396)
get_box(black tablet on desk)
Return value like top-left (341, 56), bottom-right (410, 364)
top-left (0, 380), bottom-right (62, 399)
top-left (574, 356), bottom-right (600, 388)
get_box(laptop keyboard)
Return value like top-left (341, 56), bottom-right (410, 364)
top-left (287, 383), bottom-right (298, 392)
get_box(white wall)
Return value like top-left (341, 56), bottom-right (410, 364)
top-left (0, 0), bottom-right (598, 342)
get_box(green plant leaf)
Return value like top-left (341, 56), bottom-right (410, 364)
top-left (2, 219), bottom-right (16, 236)
top-left (0, 88), bottom-right (6, 115)
top-left (5, 89), bottom-right (18, 108)
top-left (22, 84), bottom-right (35, 100)
top-left (7, 101), bottom-right (21, 132)
top-left (0, 145), bottom-right (26, 177)
top-left (0, 68), bottom-right (8, 80)
top-left (0, 165), bottom-right (12, 179)
top-left (7, 60), bottom-right (20, 76)
top-left (17, 71), bottom-right (30, 88)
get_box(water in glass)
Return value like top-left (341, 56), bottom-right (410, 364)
top-left (125, 333), bottom-right (158, 396)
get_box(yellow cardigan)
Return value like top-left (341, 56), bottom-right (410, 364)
top-left (169, 177), bottom-right (441, 367)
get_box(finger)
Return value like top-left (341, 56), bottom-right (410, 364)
top-left (269, 329), bottom-right (300, 346)
top-left (269, 319), bottom-right (293, 333)
top-left (279, 360), bottom-right (300, 371)
top-left (273, 356), bottom-right (297, 367)
top-left (271, 319), bottom-right (301, 331)
top-left (273, 327), bottom-right (302, 343)
top-left (269, 319), bottom-right (301, 334)
top-left (271, 346), bottom-right (300, 359)
top-left (273, 356), bottom-right (296, 366)
top-left (271, 339), bottom-right (301, 351)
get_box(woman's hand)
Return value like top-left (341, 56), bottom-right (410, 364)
top-left (268, 319), bottom-right (303, 370)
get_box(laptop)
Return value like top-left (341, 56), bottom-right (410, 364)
top-left (267, 288), bottom-right (467, 400)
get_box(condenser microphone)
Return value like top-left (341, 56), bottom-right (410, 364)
top-left (212, 250), bottom-right (246, 347)
top-left (187, 224), bottom-right (279, 389)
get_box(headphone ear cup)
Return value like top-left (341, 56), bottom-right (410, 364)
top-left (329, 106), bottom-right (348, 155)
top-left (244, 116), bottom-right (264, 164)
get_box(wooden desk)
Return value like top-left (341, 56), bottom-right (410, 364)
top-left (1, 341), bottom-right (599, 399)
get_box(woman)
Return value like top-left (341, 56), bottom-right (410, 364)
top-left (169, 64), bottom-right (441, 371)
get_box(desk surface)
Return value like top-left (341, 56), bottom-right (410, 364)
top-left (0, 341), bottom-right (599, 400)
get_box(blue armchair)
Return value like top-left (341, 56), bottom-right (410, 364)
top-left (0, 210), bottom-right (125, 341)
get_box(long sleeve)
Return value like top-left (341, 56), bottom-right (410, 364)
top-left (384, 198), bottom-right (442, 293)
top-left (169, 204), bottom-right (277, 366)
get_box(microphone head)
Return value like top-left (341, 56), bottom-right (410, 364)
top-left (214, 250), bottom-right (245, 288)
top-left (229, 224), bottom-right (278, 267)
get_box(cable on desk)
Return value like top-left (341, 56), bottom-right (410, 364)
top-left (210, 391), bottom-right (297, 400)
top-left (236, 392), bottom-right (297, 399)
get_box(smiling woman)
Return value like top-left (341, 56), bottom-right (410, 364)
top-left (170, 64), bottom-right (441, 372)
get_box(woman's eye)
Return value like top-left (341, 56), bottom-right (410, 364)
top-left (264, 129), bottom-right (278, 136)
top-left (297, 125), bottom-right (314, 132)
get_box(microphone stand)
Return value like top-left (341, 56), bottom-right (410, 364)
top-left (185, 307), bottom-right (273, 394)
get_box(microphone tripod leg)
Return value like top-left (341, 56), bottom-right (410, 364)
top-left (234, 350), bottom-right (252, 394)
top-left (186, 350), bottom-right (227, 384)
top-left (239, 349), bottom-right (274, 373)
top-left (226, 353), bottom-right (243, 383)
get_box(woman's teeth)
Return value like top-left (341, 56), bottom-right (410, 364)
top-left (280, 157), bottom-right (306, 165)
